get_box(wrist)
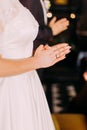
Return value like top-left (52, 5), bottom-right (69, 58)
top-left (31, 56), bottom-right (42, 70)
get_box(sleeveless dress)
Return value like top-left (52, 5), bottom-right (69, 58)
top-left (0, 0), bottom-right (55, 130)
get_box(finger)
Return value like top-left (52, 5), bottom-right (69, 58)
top-left (52, 43), bottom-right (67, 48)
top-left (54, 46), bottom-right (71, 58)
top-left (49, 44), bottom-right (68, 53)
top-left (61, 27), bottom-right (68, 31)
top-left (58, 18), bottom-right (67, 22)
top-left (56, 18), bottom-right (69, 24)
top-left (56, 55), bottom-right (66, 62)
top-left (62, 22), bottom-right (69, 27)
top-left (50, 16), bottom-right (57, 24)
top-left (49, 44), bottom-right (71, 57)
top-left (52, 55), bottom-right (66, 66)
top-left (59, 49), bottom-right (71, 57)
top-left (63, 48), bottom-right (71, 55)
top-left (53, 43), bottom-right (69, 49)
top-left (64, 45), bottom-right (71, 51)
top-left (34, 44), bottom-right (44, 55)
top-left (44, 44), bottom-right (51, 50)
top-left (59, 18), bottom-right (69, 23)
top-left (37, 45), bottom-right (44, 51)
top-left (59, 46), bottom-right (71, 55)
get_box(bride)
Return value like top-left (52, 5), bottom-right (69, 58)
top-left (0, 0), bottom-right (71, 129)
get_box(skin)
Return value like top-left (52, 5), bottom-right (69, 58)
top-left (49, 17), bottom-right (69, 36)
top-left (83, 72), bottom-right (87, 81)
top-left (0, 43), bottom-right (71, 77)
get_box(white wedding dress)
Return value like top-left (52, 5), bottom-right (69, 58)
top-left (0, 0), bottom-right (55, 130)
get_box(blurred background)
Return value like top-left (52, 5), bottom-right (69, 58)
top-left (41, 0), bottom-right (87, 114)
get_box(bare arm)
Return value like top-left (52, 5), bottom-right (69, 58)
top-left (0, 56), bottom-right (38, 77)
top-left (0, 43), bottom-right (71, 77)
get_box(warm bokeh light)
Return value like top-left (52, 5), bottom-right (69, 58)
top-left (70, 13), bottom-right (76, 19)
top-left (54, 0), bottom-right (68, 5)
top-left (47, 12), bottom-right (53, 18)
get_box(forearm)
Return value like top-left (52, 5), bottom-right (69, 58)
top-left (0, 43), bottom-right (71, 77)
top-left (0, 56), bottom-right (39, 77)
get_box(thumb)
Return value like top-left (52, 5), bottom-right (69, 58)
top-left (37, 44), bottom-right (44, 51)
top-left (49, 16), bottom-right (57, 26)
top-left (44, 44), bottom-right (51, 50)
top-left (34, 44), bottom-right (44, 55)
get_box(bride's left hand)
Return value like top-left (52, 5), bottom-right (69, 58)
top-left (44, 43), bottom-right (71, 62)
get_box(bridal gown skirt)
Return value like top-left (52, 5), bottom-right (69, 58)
top-left (0, 71), bottom-right (55, 130)
top-left (0, 0), bottom-right (55, 130)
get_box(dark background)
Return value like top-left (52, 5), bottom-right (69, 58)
top-left (42, 0), bottom-right (87, 113)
